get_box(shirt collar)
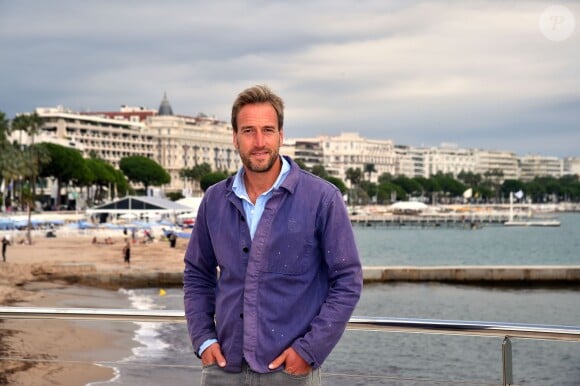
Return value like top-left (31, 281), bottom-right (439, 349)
top-left (232, 156), bottom-right (291, 200)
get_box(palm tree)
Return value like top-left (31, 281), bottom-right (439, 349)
top-left (11, 113), bottom-right (44, 243)
top-left (0, 111), bottom-right (9, 145)
top-left (345, 167), bottom-right (363, 206)
top-left (12, 113), bottom-right (43, 194)
top-left (0, 112), bottom-right (11, 211)
top-left (364, 163), bottom-right (377, 182)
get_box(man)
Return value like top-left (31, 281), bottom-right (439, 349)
top-left (2, 236), bottom-right (9, 262)
top-left (183, 85), bottom-right (362, 385)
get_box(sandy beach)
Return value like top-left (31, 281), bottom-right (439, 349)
top-left (0, 230), bottom-right (188, 385)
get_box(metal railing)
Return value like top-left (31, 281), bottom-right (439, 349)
top-left (1, 307), bottom-right (580, 385)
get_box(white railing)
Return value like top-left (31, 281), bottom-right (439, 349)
top-left (1, 307), bottom-right (579, 386)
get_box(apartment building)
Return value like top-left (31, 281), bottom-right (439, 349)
top-left (563, 157), bottom-right (580, 175)
top-left (34, 105), bottom-right (156, 167)
top-left (393, 145), bottom-right (418, 177)
top-left (473, 149), bottom-right (519, 182)
top-left (519, 155), bottom-right (563, 181)
top-left (145, 114), bottom-right (239, 193)
top-left (319, 132), bottom-right (396, 184)
top-left (424, 143), bottom-right (475, 178)
top-left (14, 98), bottom-right (575, 197)
top-left (21, 95), bottom-right (239, 194)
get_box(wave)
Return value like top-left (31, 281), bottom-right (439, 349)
top-left (87, 288), bottom-right (170, 385)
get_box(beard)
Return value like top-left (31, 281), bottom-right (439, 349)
top-left (239, 147), bottom-right (280, 173)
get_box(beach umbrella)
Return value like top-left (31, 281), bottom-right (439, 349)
top-left (120, 213), bottom-right (139, 220)
top-left (177, 212), bottom-right (197, 219)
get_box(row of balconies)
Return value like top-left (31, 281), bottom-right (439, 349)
top-left (78, 140), bottom-right (153, 152)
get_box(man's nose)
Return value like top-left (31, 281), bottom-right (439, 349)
top-left (254, 131), bottom-right (266, 147)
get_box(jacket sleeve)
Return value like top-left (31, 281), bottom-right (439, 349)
top-left (183, 196), bottom-right (219, 355)
top-left (292, 189), bottom-right (363, 368)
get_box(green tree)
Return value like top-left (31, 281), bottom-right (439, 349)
top-left (120, 156), bottom-right (170, 193)
top-left (392, 176), bottom-right (422, 196)
top-left (483, 168), bottom-right (504, 201)
top-left (294, 159), bottom-right (307, 170)
top-left (85, 157), bottom-right (119, 205)
top-left (501, 179), bottom-right (526, 199)
top-left (0, 112), bottom-right (12, 210)
top-left (324, 176), bottom-right (347, 195)
top-left (0, 145), bottom-right (23, 211)
top-left (378, 172), bottom-right (393, 184)
top-left (377, 181), bottom-right (407, 203)
top-left (37, 143), bottom-right (86, 208)
top-left (180, 162), bottom-right (212, 193)
top-left (525, 180), bottom-right (546, 203)
top-left (345, 167), bottom-right (363, 205)
top-left (311, 164), bottom-right (329, 179)
top-left (345, 168), bottom-right (363, 187)
top-left (0, 111), bottom-right (10, 146)
top-left (457, 170), bottom-right (482, 187)
top-left (200, 171), bottom-right (228, 192)
top-left (432, 172), bottom-right (466, 201)
top-left (113, 169), bottom-right (130, 197)
top-left (11, 113), bottom-right (43, 197)
top-left (363, 163), bottom-right (377, 181)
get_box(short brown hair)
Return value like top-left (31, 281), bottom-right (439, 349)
top-left (231, 85), bottom-right (284, 132)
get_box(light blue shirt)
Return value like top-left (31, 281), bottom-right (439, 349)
top-left (232, 156), bottom-right (291, 240)
top-left (197, 156), bottom-right (290, 356)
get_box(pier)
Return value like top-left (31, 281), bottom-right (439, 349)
top-left (34, 264), bottom-right (580, 289)
top-left (350, 213), bottom-right (513, 228)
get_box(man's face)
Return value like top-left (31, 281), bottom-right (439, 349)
top-left (233, 103), bottom-right (283, 173)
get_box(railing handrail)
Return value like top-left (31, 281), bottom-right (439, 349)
top-left (1, 306), bottom-right (579, 342)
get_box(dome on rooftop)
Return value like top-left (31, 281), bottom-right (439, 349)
top-left (158, 92), bottom-right (174, 116)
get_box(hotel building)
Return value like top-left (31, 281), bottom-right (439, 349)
top-left (11, 96), bottom-right (575, 197)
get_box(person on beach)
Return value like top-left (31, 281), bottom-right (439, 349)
top-left (183, 85), bottom-right (363, 386)
top-left (168, 231), bottom-right (177, 248)
top-left (122, 239), bottom-right (131, 267)
top-left (2, 236), bottom-right (9, 262)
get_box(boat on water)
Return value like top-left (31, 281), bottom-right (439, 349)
top-left (505, 191), bottom-right (561, 227)
top-left (504, 219), bottom-right (561, 227)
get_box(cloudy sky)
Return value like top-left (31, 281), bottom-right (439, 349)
top-left (1, 1), bottom-right (578, 157)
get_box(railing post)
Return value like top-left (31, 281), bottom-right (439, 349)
top-left (502, 336), bottom-right (513, 386)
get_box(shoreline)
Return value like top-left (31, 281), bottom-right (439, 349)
top-left (1, 222), bottom-right (579, 384)
top-left (0, 232), bottom-right (187, 385)
top-left (1, 282), bottom-right (139, 386)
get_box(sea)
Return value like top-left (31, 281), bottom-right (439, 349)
top-left (81, 213), bottom-right (580, 386)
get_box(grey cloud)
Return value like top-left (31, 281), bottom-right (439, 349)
top-left (0, 0), bottom-right (578, 157)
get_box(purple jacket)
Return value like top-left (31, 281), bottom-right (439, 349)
top-left (183, 157), bottom-right (362, 373)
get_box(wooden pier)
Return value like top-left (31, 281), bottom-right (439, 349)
top-left (362, 266), bottom-right (580, 285)
top-left (350, 214), bottom-right (514, 228)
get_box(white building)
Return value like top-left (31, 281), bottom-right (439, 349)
top-left (19, 95), bottom-right (239, 195)
top-left (33, 105), bottom-right (156, 168)
top-left (145, 95), bottom-right (239, 193)
top-left (563, 157), bottom-right (580, 176)
top-left (424, 143), bottom-right (475, 178)
top-left (319, 132), bottom-right (396, 184)
top-left (473, 149), bottom-right (519, 182)
top-left (519, 155), bottom-right (563, 181)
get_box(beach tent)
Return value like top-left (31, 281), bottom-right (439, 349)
top-left (176, 196), bottom-right (203, 216)
top-left (86, 196), bottom-right (192, 223)
top-left (389, 201), bottom-right (429, 214)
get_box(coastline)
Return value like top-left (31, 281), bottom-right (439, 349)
top-left (1, 216), bottom-right (579, 384)
top-left (0, 232), bottom-right (188, 385)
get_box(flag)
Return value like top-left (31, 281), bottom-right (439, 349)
top-left (514, 190), bottom-right (524, 200)
top-left (462, 188), bottom-right (473, 199)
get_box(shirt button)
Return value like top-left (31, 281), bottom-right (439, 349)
top-left (242, 247), bottom-right (249, 253)
top-left (240, 313), bottom-right (244, 319)
top-left (241, 216), bottom-right (245, 221)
